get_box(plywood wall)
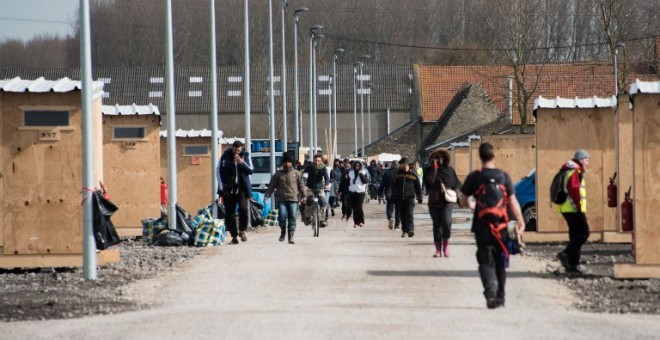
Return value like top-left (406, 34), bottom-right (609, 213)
top-left (452, 146), bottom-right (470, 184)
top-left (160, 137), bottom-right (226, 213)
top-left (536, 107), bottom-right (616, 233)
top-left (615, 95), bottom-right (633, 232)
top-left (103, 115), bottom-right (161, 229)
top-left (483, 135), bottom-right (536, 183)
top-left (632, 94), bottom-right (660, 264)
top-left (1, 92), bottom-right (103, 255)
top-left (469, 138), bottom-right (480, 173)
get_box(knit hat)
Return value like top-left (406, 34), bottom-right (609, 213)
top-left (573, 149), bottom-right (590, 160)
top-left (282, 153), bottom-right (293, 164)
top-left (399, 157), bottom-right (408, 165)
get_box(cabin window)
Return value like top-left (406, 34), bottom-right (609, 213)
top-left (183, 145), bottom-right (209, 156)
top-left (23, 110), bottom-right (69, 127)
top-left (113, 126), bottom-right (146, 139)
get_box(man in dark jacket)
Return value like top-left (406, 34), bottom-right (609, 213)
top-left (378, 160), bottom-right (400, 230)
top-left (218, 140), bottom-right (254, 244)
top-left (302, 154), bottom-right (330, 227)
top-left (264, 153), bottom-right (306, 244)
top-left (392, 158), bottom-right (423, 237)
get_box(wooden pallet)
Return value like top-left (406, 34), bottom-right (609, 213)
top-left (521, 231), bottom-right (602, 243)
top-left (613, 264), bottom-right (660, 279)
top-left (0, 249), bottom-right (120, 269)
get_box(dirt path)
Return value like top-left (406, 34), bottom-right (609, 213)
top-left (2, 201), bottom-right (660, 339)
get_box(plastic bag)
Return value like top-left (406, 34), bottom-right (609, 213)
top-left (154, 229), bottom-right (186, 246)
top-left (92, 190), bottom-right (121, 250)
top-left (249, 200), bottom-right (265, 227)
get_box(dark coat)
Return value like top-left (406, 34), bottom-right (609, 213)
top-left (392, 169), bottom-right (423, 201)
top-left (218, 148), bottom-right (254, 197)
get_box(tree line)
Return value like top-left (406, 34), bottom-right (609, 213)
top-left (0, 0), bottom-right (658, 69)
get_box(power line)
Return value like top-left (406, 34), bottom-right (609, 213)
top-left (324, 32), bottom-right (660, 52)
top-left (0, 16), bottom-right (73, 25)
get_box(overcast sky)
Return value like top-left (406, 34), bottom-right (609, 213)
top-left (0, 0), bottom-right (78, 42)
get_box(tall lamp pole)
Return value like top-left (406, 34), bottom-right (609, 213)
top-left (367, 82), bottom-right (373, 144)
top-left (280, 0), bottom-right (288, 153)
top-left (312, 33), bottom-right (325, 157)
top-left (293, 7), bottom-right (308, 149)
top-left (613, 41), bottom-right (624, 96)
top-left (308, 25), bottom-right (323, 160)
top-left (244, 0), bottom-right (251, 154)
top-left (209, 0), bottom-right (220, 214)
top-left (332, 48), bottom-right (344, 159)
top-left (358, 54), bottom-right (370, 156)
top-left (352, 62), bottom-right (359, 156)
top-left (268, 0), bottom-right (276, 175)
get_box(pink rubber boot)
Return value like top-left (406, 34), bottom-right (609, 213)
top-left (442, 239), bottom-right (450, 257)
top-left (433, 242), bottom-right (442, 257)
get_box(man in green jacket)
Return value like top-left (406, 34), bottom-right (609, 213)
top-left (265, 153), bottom-right (307, 244)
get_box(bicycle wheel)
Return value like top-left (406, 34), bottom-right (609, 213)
top-left (313, 203), bottom-right (320, 237)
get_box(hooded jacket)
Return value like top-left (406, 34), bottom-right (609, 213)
top-left (218, 148), bottom-right (254, 197)
top-left (392, 167), bottom-right (423, 201)
top-left (264, 167), bottom-right (306, 202)
top-left (423, 148), bottom-right (459, 208)
top-left (557, 159), bottom-right (587, 213)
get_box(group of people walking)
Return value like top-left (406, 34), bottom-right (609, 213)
top-left (217, 140), bottom-right (591, 310)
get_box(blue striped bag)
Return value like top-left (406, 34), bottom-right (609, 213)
top-left (141, 217), bottom-right (167, 243)
top-left (194, 219), bottom-right (226, 247)
top-left (264, 209), bottom-right (279, 227)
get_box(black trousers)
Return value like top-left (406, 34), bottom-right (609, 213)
top-left (223, 186), bottom-right (249, 238)
top-left (474, 226), bottom-right (507, 303)
top-left (561, 212), bottom-right (590, 267)
top-left (341, 193), bottom-right (352, 218)
top-left (429, 206), bottom-right (453, 242)
top-left (396, 198), bottom-right (416, 232)
top-left (350, 192), bottom-right (365, 225)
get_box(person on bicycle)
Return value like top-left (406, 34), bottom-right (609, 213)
top-left (302, 154), bottom-right (330, 227)
top-left (349, 161), bottom-right (369, 228)
top-left (264, 153), bottom-right (307, 244)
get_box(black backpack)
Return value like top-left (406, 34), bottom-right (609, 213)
top-left (474, 174), bottom-right (509, 228)
top-left (550, 169), bottom-right (568, 204)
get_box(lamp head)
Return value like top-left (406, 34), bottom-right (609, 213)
top-left (294, 7), bottom-right (308, 15)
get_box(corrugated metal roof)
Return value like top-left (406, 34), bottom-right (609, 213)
top-left (450, 142), bottom-right (470, 147)
top-left (0, 66), bottom-right (412, 114)
top-left (629, 80), bottom-right (660, 94)
top-left (533, 95), bottom-right (617, 111)
top-left (102, 103), bottom-right (160, 116)
top-left (0, 76), bottom-right (104, 99)
top-left (159, 129), bottom-right (240, 144)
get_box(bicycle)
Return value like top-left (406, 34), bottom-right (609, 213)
top-left (302, 192), bottom-right (322, 237)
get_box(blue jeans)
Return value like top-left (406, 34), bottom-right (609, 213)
top-left (278, 201), bottom-right (298, 232)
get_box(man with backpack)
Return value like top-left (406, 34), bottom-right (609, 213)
top-left (554, 149), bottom-right (591, 273)
top-left (459, 142), bottom-right (525, 309)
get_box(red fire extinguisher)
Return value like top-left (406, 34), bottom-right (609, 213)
top-left (607, 172), bottom-right (617, 208)
top-left (160, 177), bottom-right (168, 205)
top-left (621, 186), bottom-right (633, 232)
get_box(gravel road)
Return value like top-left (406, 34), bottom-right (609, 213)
top-left (1, 202), bottom-right (659, 339)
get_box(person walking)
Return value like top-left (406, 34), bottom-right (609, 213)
top-left (329, 159), bottom-right (343, 217)
top-left (302, 154), bottom-right (330, 227)
top-left (424, 148), bottom-right (459, 257)
top-left (378, 160), bottom-right (400, 230)
top-left (459, 142), bottom-right (525, 309)
top-left (264, 154), bottom-right (307, 244)
top-left (392, 158), bottom-right (423, 237)
top-left (218, 140), bottom-right (254, 245)
top-left (338, 158), bottom-right (353, 221)
top-left (348, 160), bottom-right (369, 228)
top-left (555, 149), bottom-right (591, 273)
top-left (367, 159), bottom-right (382, 201)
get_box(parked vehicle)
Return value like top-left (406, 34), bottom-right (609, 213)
top-left (514, 168), bottom-right (537, 231)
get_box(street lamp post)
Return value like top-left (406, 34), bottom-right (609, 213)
top-left (328, 76), bottom-right (332, 157)
top-left (358, 54), bottom-right (370, 156)
top-left (312, 33), bottom-right (325, 158)
top-left (293, 7), bottom-right (308, 148)
top-left (308, 25), bottom-right (323, 160)
top-left (268, 0), bottom-right (276, 175)
top-left (281, 0), bottom-right (288, 153)
top-left (367, 82), bottom-right (373, 144)
top-left (244, 0), bottom-right (251, 154)
top-left (614, 41), bottom-right (624, 96)
top-left (352, 62), bottom-right (358, 156)
top-left (332, 48), bottom-right (344, 159)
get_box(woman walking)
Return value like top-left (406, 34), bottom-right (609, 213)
top-left (424, 148), bottom-right (459, 257)
top-left (392, 158), bottom-right (423, 237)
top-left (348, 161), bottom-right (369, 228)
